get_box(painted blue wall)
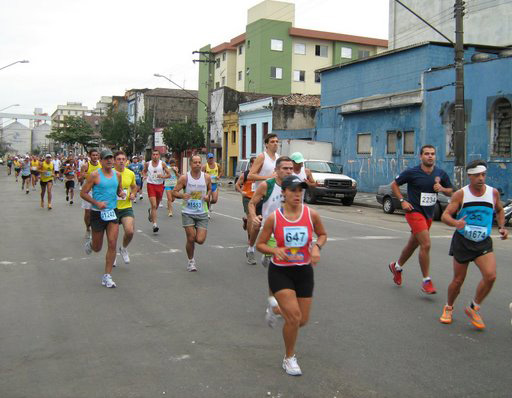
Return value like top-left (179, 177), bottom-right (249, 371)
top-left (238, 109), bottom-right (272, 158)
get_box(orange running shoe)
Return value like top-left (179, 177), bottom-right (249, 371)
top-left (440, 305), bottom-right (453, 324)
top-left (388, 262), bottom-right (402, 285)
top-left (464, 305), bottom-right (485, 330)
top-left (421, 279), bottom-right (437, 294)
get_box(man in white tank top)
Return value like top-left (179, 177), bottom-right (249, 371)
top-left (290, 152), bottom-right (316, 184)
top-left (173, 155), bottom-right (212, 272)
top-left (143, 150), bottom-right (170, 234)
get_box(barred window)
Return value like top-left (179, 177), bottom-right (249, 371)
top-left (357, 133), bottom-right (371, 155)
top-left (491, 98), bottom-right (512, 157)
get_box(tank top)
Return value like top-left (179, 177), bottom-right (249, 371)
top-left (31, 160), bottom-right (40, 171)
top-left (92, 169), bottom-right (119, 211)
top-left (40, 161), bottom-right (54, 182)
top-left (456, 185), bottom-right (495, 242)
top-left (147, 161), bottom-right (164, 185)
top-left (273, 205), bottom-right (314, 266)
top-left (242, 170), bottom-right (255, 198)
top-left (205, 162), bottom-right (219, 184)
top-left (255, 151), bottom-right (279, 189)
top-left (182, 172), bottom-right (208, 215)
top-left (262, 178), bottom-right (283, 222)
top-left (293, 167), bottom-right (308, 200)
top-left (164, 164), bottom-right (178, 187)
top-left (86, 161), bottom-right (102, 178)
top-left (21, 161), bottom-right (31, 176)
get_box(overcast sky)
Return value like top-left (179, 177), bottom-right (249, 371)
top-left (0, 0), bottom-right (389, 121)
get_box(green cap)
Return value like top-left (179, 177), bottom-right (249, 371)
top-left (290, 152), bottom-right (304, 164)
top-left (100, 149), bottom-right (114, 159)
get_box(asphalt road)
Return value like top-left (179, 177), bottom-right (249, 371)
top-left (1, 170), bottom-right (512, 398)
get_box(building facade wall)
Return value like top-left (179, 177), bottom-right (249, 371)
top-left (1, 122), bottom-right (31, 154)
top-left (224, 112), bottom-right (239, 176)
top-left (291, 37), bottom-right (332, 94)
top-left (239, 98), bottom-right (273, 158)
top-left (236, 43), bottom-right (246, 92)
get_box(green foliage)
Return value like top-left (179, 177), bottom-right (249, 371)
top-left (162, 121), bottom-right (204, 155)
top-left (47, 116), bottom-right (96, 150)
top-left (100, 110), bottom-right (152, 156)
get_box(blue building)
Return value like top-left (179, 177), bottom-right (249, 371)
top-left (238, 97), bottom-right (273, 159)
top-left (314, 42), bottom-right (512, 196)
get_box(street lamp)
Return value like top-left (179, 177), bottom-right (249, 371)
top-left (153, 73), bottom-right (207, 108)
top-left (0, 60), bottom-right (29, 71)
top-left (0, 104), bottom-right (20, 112)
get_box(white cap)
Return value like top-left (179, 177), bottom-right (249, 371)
top-left (45, 154), bottom-right (52, 157)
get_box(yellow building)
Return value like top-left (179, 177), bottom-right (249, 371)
top-left (223, 111), bottom-right (239, 176)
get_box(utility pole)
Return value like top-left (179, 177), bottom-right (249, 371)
top-left (453, 0), bottom-right (466, 188)
top-left (192, 50), bottom-right (216, 153)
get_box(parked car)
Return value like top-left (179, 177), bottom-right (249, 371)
top-left (376, 183), bottom-right (450, 221)
top-left (304, 160), bottom-right (357, 206)
top-left (234, 159), bottom-right (250, 179)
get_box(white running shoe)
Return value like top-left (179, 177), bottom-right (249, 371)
top-left (265, 305), bottom-right (279, 328)
top-left (187, 259), bottom-right (197, 272)
top-left (113, 257), bottom-right (117, 267)
top-left (84, 240), bottom-right (92, 255)
top-left (120, 246), bottom-right (130, 264)
top-left (282, 355), bottom-right (302, 376)
top-left (159, 203), bottom-right (163, 208)
top-left (261, 254), bottom-right (271, 268)
top-left (102, 274), bottom-right (117, 288)
top-left (84, 230), bottom-right (91, 240)
top-left (246, 250), bottom-right (256, 265)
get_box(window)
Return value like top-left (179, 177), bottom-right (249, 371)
top-left (215, 82), bottom-right (220, 89)
top-left (231, 131), bottom-right (236, 144)
top-left (315, 72), bottom-right (321, 83)
top-left (246, 67), bottom-right (250, 76)
top-left (293, 70), bottom-right (305, 82)
top-left (341, 47), bottom-right (352, 58)
top-left (241, 126), bottom-right (247, 159)
top-left (271, 39), bottom-right (283, 51)
top-left (315, 45), bottom-right (328, 57)
top-left (294, 43), bottom-right (306, 55)
top-left (403, 131), bottom-right (415, 154)
top-left (215, 58), bottom-right (220, 68)
top-left (357, 133), bottom-right (371, 155)
top-left (387, 131), bottom-right (397, 154)
top-left (443, 103), bottom-right (455, 157)
top-left (251, 124), bottom-right (257, 154)
top-left (247, 40), bottom-right (250, 48)
top-left (358, 50), bottom-right (370, 59)
top-left (222, 52), bottom-right (226, 61)
top-left (262, 122), bottom-right (268, 138)
top-left (221, 76), bottom-right (225, 86)
top-left (270, 66), bottom-right (283, 79)
top-left (238, 71), bottom-right (242, 81)
top-left (238, 45), bottom-right (244, 55)
top-left (491, 98), bottom-right (512, 157)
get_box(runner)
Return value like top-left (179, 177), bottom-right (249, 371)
top-left (77, 154), bottom-right (87, 188)
top-left (114, 151), bottom-right (137, 265)
top-left (202, 153), bottom-right (222, 216)
top-left (80, 149), bottom-right (102, 239)
top-left (63, 154), bottom-right (76, 205)
top-left (53, 155), bottom-right (61, 182)
top-left (143, 150), bottom-right (170, 233)
top-left (439, 160), bottom-right (508, 329)
top-left (39, 154), bottom-right (54, 209)
top-left (80, 149), bottom-right (125, 288)
top-left (6, 155), bottom-right (13, 175)
top-left (164, 156), bottom-right (179, 217)
top-left (127, 155), bottom-right (144, 202)
top-left (13, 157), bottom-right (21, 182)
top-left (58, 155), bottom-right (65, 181)
top-left (172, 155), bottom-right (212, 272)
top-left (30, 155), bottom-right (41, 190)
top-left (388, 145), bottom-right (453, 294)
top-left (290, 152), bottom-right (316, 186)
top-left (246, 133), bottom-right (280, 263)
top-left (20, 155), bottom-right (31, 194)
top-left (235, 156), bottom-right (256, 243)
top-left (256, 175), bottom-right (327, 376)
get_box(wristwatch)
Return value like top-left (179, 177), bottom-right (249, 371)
top-left (399, 198), bottom-right (405, 203)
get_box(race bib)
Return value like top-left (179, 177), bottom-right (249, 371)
top-left (251, 183), bottom-right (256, 192)
top-left (31, 167), bottom-right (37, 171)
top-left (283, 226), bottom-right (309, 248)
top-left (100, 209), bottom-right (117, 221)
top-left (463, 225), bottom-right (488, 242)
top-left (420, 192), bottom-right (437, 206)
top-left (211, 175), bottom-right (217, 183)
top-left (186, 199), bottom-right (202, 210)
top-left (117, 189), bottom-right (128, 200)
top-left (43, 171), bottom-right (52, 177)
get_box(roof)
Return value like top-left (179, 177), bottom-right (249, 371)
top-left (211, 33), bottom-right (246, 54)
top-left (317, 41), bottom-right (511, 74)
top-left (289, 27), bottom-right (388, 47)
top-left (145, 88), bottom-right (198, 99)
top-left (277, 94), bottom-right (320, 107)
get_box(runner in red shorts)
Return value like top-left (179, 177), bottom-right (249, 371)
top-left (143, 149), bottom-right (170, 233)
top-left (388, 145), bottom-right (453, 294)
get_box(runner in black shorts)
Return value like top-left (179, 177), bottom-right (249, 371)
top-left (257, 175), bottom-right (327, 376)
top-left (439, 160), bottom-right (508, 329)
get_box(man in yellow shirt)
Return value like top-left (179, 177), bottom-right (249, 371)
top-left (114, 150), bottom-right (137, 264)
top-left (80, 149), bottom-right (102, 239)
top-left (39, 154), bottom-right (54, 209)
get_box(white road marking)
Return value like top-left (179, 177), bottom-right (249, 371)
top-left (319, 214), bottom-right (407, 234)
top-left (211, 211), bottom-right (242, 221)
top-left (169, 354), bottom-right (191, 362)
top-left (0, 261), bottom-right (14, 265)
top-left (60, 257), bottom-right (72, 261)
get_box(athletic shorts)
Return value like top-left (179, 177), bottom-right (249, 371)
top-left (90, 210), bottom-right (119, 232)
top-left (242, 196), bottom-right (251, 214)
top-left (136, 180), bottom-right (143, 188)
top-left (147, 183), bottom-right (164, 201)
top-left (268, 262), bottom-right (314, 298)
top-left (31, 170), bottom-right (40, 176)
top-left (164, 186), bottom-right (175, 191)
top-left (449, 232), bottom-right (493, 264)
top-left (211, 183), bottom-right (218, 192)
top-left (21, 174), bottom-right (31, 180)
top-left (81, 199), bottom-right (92, 210)
top-left (115, 207), bottom-right (135, 221)
top-left (14, 168), bottom-right (21, 173)
top-left (40, 180), bottom-right (53, 187)
top-left (405, 212), bottom-right (432, 234)
top-left (65, 180), bottom-right (75, 189)
top-left (181, 212), bottom-right (209, 230)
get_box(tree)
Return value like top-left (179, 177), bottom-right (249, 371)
top-left (162, 121), bottom-right (204, 156)
top-left (100, 110), bottom-right (152, 156)
top-left (47, 116), bottom-right (96, 151)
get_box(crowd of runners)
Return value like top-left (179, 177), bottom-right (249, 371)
top-left (3, 138), bottom-right (511, 376)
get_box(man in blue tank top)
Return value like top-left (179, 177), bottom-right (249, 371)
top-left (439, 160), bottom-right (508, 329)
top-left (80, 149), bottom-right (126, 288)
